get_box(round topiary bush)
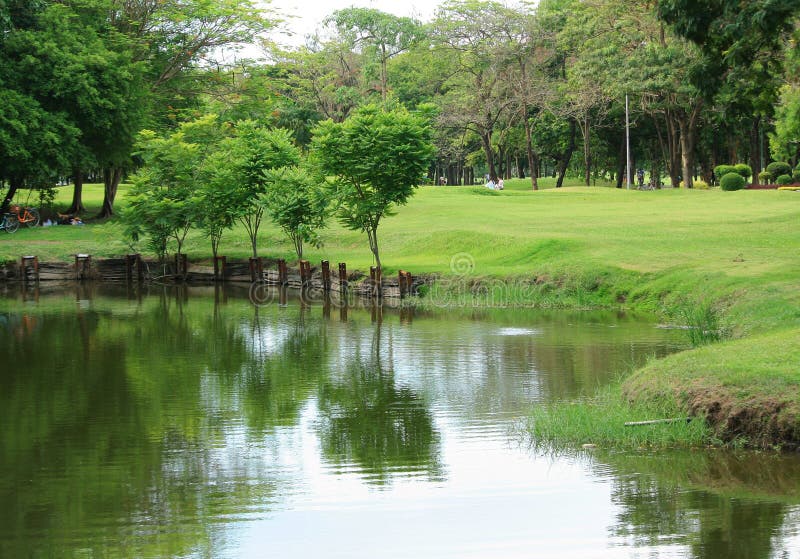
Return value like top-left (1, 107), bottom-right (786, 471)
top-left (714, 165), bottom-right (737, 182)
top-left (766, 161), bottom-right (792, 179)
top-left (734, 163), bottom-right (752, 179)
top-left (792, 170), bottom-right (800, 183)
top-left (776, 174), bottom-right (793, 186)
top-left (720, 172), bottom-right (746, 191)
top-left (759, 170), bottom-right (773, 184)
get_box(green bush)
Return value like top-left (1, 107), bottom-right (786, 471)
top-left (720, 172), bottom-right (746, 191)
top-left (758, 171), bottom-right (773, 184)
top-left (776, 174), bottom-right (793, 186)
top-left (713, 165), bottom-right (736, 182)
top-left (792, 170), bottom-right (800, 183)
top-left (734, 163), bottom-right (752, 179)
top-left (766, 161), bottom-right (792, 178)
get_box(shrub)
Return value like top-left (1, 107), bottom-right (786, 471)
top-left (713, 164), bottom-right (736, 182)
top-left (766, 161), bottom-right (792, 178)
top-left (758, 171), bottom-right (773, 184)
top-left (776, 174), bottom-right (793, 186)
top-left (720, 172), bottom-right (746, 191)
top-left (734, 164), bottom-right (752, 179)
top-left (792, 170), bottom-right (800, 183)
top-left (691, 179), bottom-right (709, 189)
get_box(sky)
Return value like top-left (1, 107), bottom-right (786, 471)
top-left (266, 0), bottom-right (444, 47)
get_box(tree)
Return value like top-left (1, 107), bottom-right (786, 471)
top-left (261, 166), bottom-right (327, 259)
top-left (122, 116), bottom-right (222, 260)
top-left (324, 8), bottom-right (424, 101)
top-left (311, 104), bottom-right (434, 269)
top-left (209, 121), bottom-right (300, 259)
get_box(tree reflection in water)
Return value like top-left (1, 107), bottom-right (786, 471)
top-left (316, 319), bottom-right (444, 485)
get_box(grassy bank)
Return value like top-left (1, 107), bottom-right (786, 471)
top-left (2, 179), bottom-right (799, 447)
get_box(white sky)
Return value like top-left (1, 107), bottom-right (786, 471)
top-left (267, 0), bottom-right (444, 47)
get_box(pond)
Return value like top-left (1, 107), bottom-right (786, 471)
top-left (1, 285), bottom-right (798, 558)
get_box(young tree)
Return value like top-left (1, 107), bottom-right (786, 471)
top-left (209, 121), bottom-right (300, 258)
top-left (311, 104), bottom-right (434, 269)
top-left (261, 166), bottom-right (328, 259)
top-left (122, 116), bottom-right (221, 259)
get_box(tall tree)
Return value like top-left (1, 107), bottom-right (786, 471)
top-left (324, 8), bottom-right (424, 102)
top-left (311, 104), bottom-right (434, 270)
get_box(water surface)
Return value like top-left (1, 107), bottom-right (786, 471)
top-left (0, 285), bottom-right (798, 558)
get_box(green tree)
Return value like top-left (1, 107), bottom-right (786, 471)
top-left (261, 166), bottom-right (328, 259)
top-left (324, 7), bottom-right (424, 102)
top-left (311, 104), bottom-right (434, 269)
top-left (123, 116), bottom-right (221, 260)
top-left (209, 121), bottom-right (300, 258)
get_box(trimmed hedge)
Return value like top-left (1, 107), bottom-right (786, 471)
top-left (776, 174), bottom-right (793, 186)
top-left (758, 171), bottom-right (773, 183)
top-left (734, 163), bottom-right (752, 179)
top-left (720, 172), bottom-right (746, 191)
top-left (714, 164), bottom-right (737, 181)
top-left (766, 161), bottom-right (792, 178)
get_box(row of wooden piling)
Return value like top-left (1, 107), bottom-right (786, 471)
top-left (8, 254), bottom-right (417, 298)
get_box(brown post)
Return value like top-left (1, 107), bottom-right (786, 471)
top-left (75, 254), bottom-right (91, 281)
top-left (338, 262), bottom-right (347, 288)
top-left (299, 259), bottom-right (310, 285)
top-left (21, 255), bottom-right (39, 283)
top-left (321, 260), bottom-right (331, 291)
top-left (398, 270), bottom-right (406, 298)
top-left (174, 253), bottom-right (188, 279)
top-left (213, 256), bottom-right (227, 282)
top-left (249, 257), bottom-right (264, 282)
top-left (370, 266), bottom-right (382, 297)
top-left (278, 258), bottom-right (288, 285)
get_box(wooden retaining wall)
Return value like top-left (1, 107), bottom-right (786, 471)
top-left (0, 255), bottom-right (424, 299)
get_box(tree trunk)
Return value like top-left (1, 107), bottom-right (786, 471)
top-left (67, 169), bottom-right (86, 215)
top-left (481, 132), bottom-right (497, 181)
top-left (368, 224), bottom-right (381, 270)
top-left (98, 167), bottom-right (123, 218)
top-left (749, 117), bottom-right (760, 185)
top-left (663, 112), bottom-right (681, 188)
top-left (523, 115), bottom-right (538, 190)
top-left (582, 115), bottom-right (591, 186)
top-left (677, 103), bottom-right (702, 189)
top-left (1, 177), bottom-right (21, 214)
top-left (556, 119), bottom-right (577, 188)
top-left (616, 131), bottom-right (626, 188)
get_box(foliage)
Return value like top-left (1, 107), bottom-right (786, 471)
top-left (673, 299), bottom-right (728, 347)
top-left (122, 118), bottom-right (220, 259)
top-left (261, 166), bottom-right (328, 259)
top-left (720, 172), bottom-right (746, 191)
top-left (792, 171), bottom-right (800, 183)
top-left (207, 121), bottom-right (300, 258)
top-left (734, 164), bottom-right (752, 179)
top-left (759, 171), bottom-right (773, 183)
top-left (776, 174), bottom-right (793, 186)
top-left (766, 161), bottom-right (792, 178)
top-left (714, 165), bottom-right (736, 180)
top-left (311, 104), bottom-right (434, 268)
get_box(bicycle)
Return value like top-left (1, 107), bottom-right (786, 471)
top-left (9, 205), bottom-right (40, 227)
top-left (0, 213), bottom-right (19, 233)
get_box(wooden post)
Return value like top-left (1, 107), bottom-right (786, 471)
top-left (370, 266), bottom-right (382, 297)
top-left (276, 258), bottom-right (286, 285)
top-left (75, 254), bottom-right (91, 280)
top-left (174, 253), bottom-right (188, 279)
top-left (321, 260), bottom-right (331, 291)
top-left (213, 256), bottom-right (227, 282)
top-left (21, 255), bottom-right (39, 283)
top-left (338, 262), bottom-right (347, 289)
top-left (299, 259), bottom-right (310, 285)
top-left (398, 270), bottom-right (406, 298)
top-left (249, 257), bottom-right (263, 282)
